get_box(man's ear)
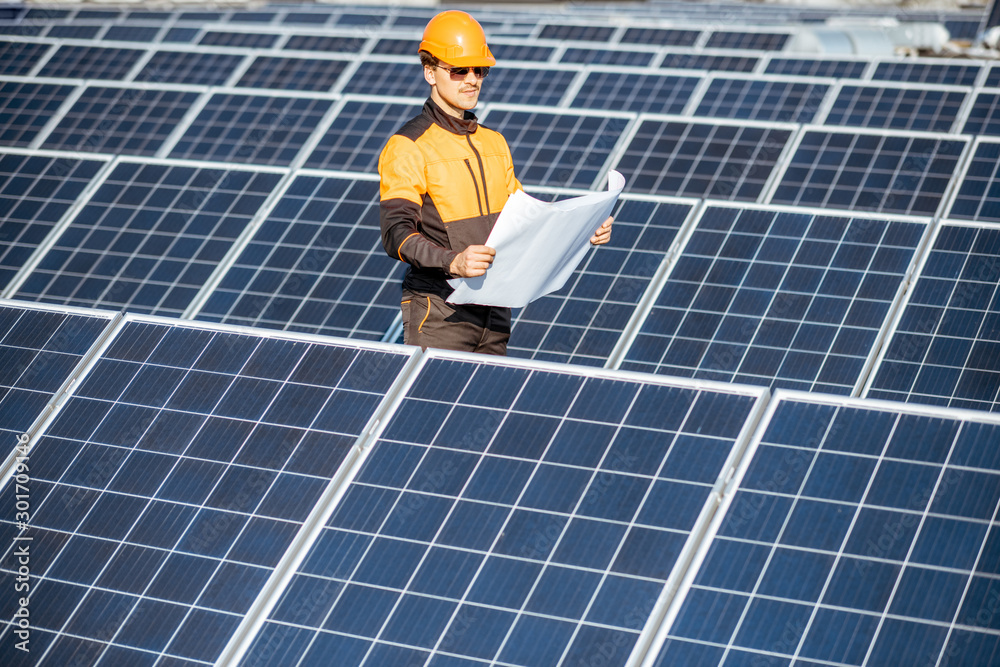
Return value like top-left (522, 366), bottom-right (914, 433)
top-left (423, 65), bottom-right (436, 87)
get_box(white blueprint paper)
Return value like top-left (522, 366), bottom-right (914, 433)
top-left (447, 170), bottom-right (625, 308)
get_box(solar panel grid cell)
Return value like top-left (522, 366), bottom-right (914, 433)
top-left (949, 140), bottom-right (1000, 222)
top-left (135, 51), bottom-right (245, 86)
top-left (962, 91), bottom-right (1000, 136)
top-left (872, 61), bottom-right (981, 86)
top-left (659, 52), bottom-right (759, 72)
top-left (0, 82), bottom-right (74, 147)
top-left (236, 56), bottom-right (350, 92)
top-left (305, 99), bottom-right (423, 173)
top-left (824, 85), bottom-right (966, 133)
top-left (571, 71), bottom-right (699, 114)
top-left (693, 78), bottom-right (830, 123)
top-left (704, 31), bottom-right (789, 51)
top-left (38, 45), bottom-right (144, 80)
top-left (0, 40), bottom-right (51, 75)
top-left (619, 27), bottom-right (701, 47)
top-left (764, 57), bottom-right (867, 79)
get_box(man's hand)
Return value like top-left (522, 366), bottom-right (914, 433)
top-left (449, 245), bottom-right (496, 277)
top-left (590, 216), bottom-right (613, 245)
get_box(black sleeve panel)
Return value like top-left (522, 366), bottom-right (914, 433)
top-left (380, 197), bottom-right (457, 272)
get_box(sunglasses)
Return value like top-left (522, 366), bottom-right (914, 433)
top-left (437, 64), bottom-right (490, 80)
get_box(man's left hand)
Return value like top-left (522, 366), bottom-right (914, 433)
top-left (590, 216), bottom-right (613, 245)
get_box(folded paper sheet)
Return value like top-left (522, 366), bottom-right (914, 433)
top-left (447, 170), bottom-right (625, 308)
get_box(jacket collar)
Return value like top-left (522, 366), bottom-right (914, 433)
top-left (425, 97), bottom-right (478, 135)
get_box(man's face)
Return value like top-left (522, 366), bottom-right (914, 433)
top-left (425, 60), bottom-right (486, 118)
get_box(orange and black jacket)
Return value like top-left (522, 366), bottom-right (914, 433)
top-left (379, 98), bottom-right (522, 296)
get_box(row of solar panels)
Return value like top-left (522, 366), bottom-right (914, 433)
top-left (0, 300), bottom-right (998, 666)
top-left (7, 29), bottom-right (1000, 83)
top-left (0, 0), bottom-right (988, 41)
top-left (3, 149), bottom-right (1000, 410)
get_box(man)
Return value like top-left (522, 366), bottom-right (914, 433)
top-left (379, 10), bottom-right (612, 354)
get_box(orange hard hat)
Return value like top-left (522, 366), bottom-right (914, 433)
top-left (419, 10), bottom-right (495, 67)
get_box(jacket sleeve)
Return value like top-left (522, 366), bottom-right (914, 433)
top-left (378, 135), bottom-right (457, 272)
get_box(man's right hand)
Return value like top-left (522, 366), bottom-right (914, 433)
top-left (449, 245), bottom-right (496, 278)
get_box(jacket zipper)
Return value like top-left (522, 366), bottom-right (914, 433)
top-left (464, 158), bottom-right (485, 217)
top-left (465, 135), bottom-right (490, 215)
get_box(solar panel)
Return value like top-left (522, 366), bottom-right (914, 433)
top-left (764, 56), bottom-right (867, 79)
top-left (539, 24), bottom-right (615, 41)
top-left (41, 86), bottom-right (201, 157)
top-left (614, 119), bottom-right (793, 201)
top-left (167, 93), bottom-right (332, 166)
top-left (948, 140), bottom-right (1000, 222)
top-left (370, 38), bottom-right (420, 56)
top-left (304, 99), bottom-right (422, 173)
top-left (161, 27), bottom-right (199, 44)
top-left (872, 60), bottom-right (981, 86)
top-left (0, 25), bottom-right (44, 37)
top-left (0, 302), bottom-right (113, 438)
top-left (0, 82), bottom-right (75, 148)
top-left (194, 175), bottom-right (405, 341)
top-left (37, 45), bottom-right (144, 80)
top-left (693, 77), bottom-right (829, 123)
top-left (489, 42), bottom-right (557, 63)
top-left (14, 161), bottom-right (284, 317)
top-left (509, 197), bottom-right (696, 366)
top-left (647, 393), bottom-right (1000, 666)
top-left (0, 318), bottom-right (413, 665)
top-left (284, 34), bottom-right (367, 53)
top-left (570, 71), bottom-right (699, 115)
top-left (962, 92), bottom-right (1000, 136)
top-left (235, 352), bottom-right (767, 667)
top-left (865, 222), bottom-right (1000, 412)
top-left (620, 27), bottom-right (701, 47)
top-left (660, 53), bottom-right (759, 73)
top-left (235, 55), bottom-right (350, 92)
top-left (199, 31), bottom-right (280, 48)
top-left (284, 12), bottom-right (333, 26)
top-left (0, 40), bottom-right (51, 75)
top-left (559, 47), bottom-right (654, 67)
top-left (339, 61), bottom-right (423, 97)
top-left (337, 12), bottom-right (387, 27)
top-left (823, 84), bottom-right (966, 132)
top-left (0, 152), bottom-right (107, 292)
top-left (769, 129), bottom-right (967, 216)
top-left (482, 108), bottom-right (631, 189)
top-left (618, 205), bottom-right (927, 393)
top-left (46, 24), bottom-right (103, 40)
top-left (985, 66), bottom-right (1000, 88)
top-left (103, 25), bottom-right (160, 43)
top-left (704, 31), bottom-right (789, 51)
top-left (134, 50), bottom-right (245, 86)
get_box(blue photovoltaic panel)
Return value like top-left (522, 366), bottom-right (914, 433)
top-left (230, 11), bottom-right (278, 23)
top-left (620, 27), bottom-right (700, 47)
top-left (135, 50), bottom-right (245, 86)
top-left (15, 162), bottom-right (283, 317)
top-left (986, 66), bottom-right (1000, 88)
top-left (196, 176), bottom-right (405, 341)
top-left (653, 397), bottom-right (1000, 666)
top-left (872, 60), bottom-right (981, 86)
top-left (478, 67), bottom-right (577, 106)
top-left (771, 130), bottom-right (966, 216)
top-left (124, 10), bottom-right (173, 20)
top-left (284, 12), bottom-right (333, 26)
top-left (41, 86), bottom-right (200, 157)
top-left (489, 43), bottom-right (557, 63)
top-left (199, 31), bottom-right (280, 48)
top-left (962, 92), bottom-right (1000, 136)
top-left (614, 120), bottom-right (792, 201)
top-left (103, 25), bottom-right (160, 42)
top-left (660, 53), bottom-right (759, 72)
top-left (161, 27), bottom-right (199, 44)
top-left (0, 25), bottom-right (44, 36)
top-left (509, 198), bottom-right (694, 366)
top-left (38, 45), bottom-right (144, 80)
top-left (484, 109), bottom-right (629, 189)
top-left (236, 56), bottom-right (350, 92)
top-left (284, 34), bottom-right (367, 52)
top-left (25, 8), bottom-right (71, 18)
top-left (0, 304), bottom-right (111, 437)
top-left (177, 10), bottom-right (224, 22)
top-left (340, 61), bottom-right (424, 97)
top-left (693, 78), bottom-right (829, 123)
top-left (867, 224), bottom-right (1000, 412)
top-left (764, 57), bottom-right (867, 79)
top-left (75, 10), bottom-right (120, 19)
top-left (46, 24), bottom-right (102, 40)
top-left (304, 100), bottom-right (422, 173)
top-left (539, 24), bottom-right (614, 41)
top-left (619, 207), bottom-right (927, 393)
top-left (0, 40), bottom-right (51, 75)
top-left (0, 82), bottom-right (75, 147)
top-left (824, 85), bottom-right (965, 132)
top-left (705, 31), bottom-right (789, 51)
top-left (337, 12), bottom-right (386, 27)
top-left (0, 321), bottom-right (410, 666)
top-left (168, 93), bottom-right (332, 166)
top-left (370, 38), bottom-right (420, 56)
top-left (241, 355), bottom-right (763, 667)
top-left (560, 47), bottom-right (654, 67)
top-left (0, 153), bottom-right (105, 291)
top-left (571, 72), bottom-right (699, 114)
top-left (949, 141), bottom-right (1000, 222)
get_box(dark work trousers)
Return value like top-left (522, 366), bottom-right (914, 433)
top-left (401, 288), bottom-right (511, 355)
